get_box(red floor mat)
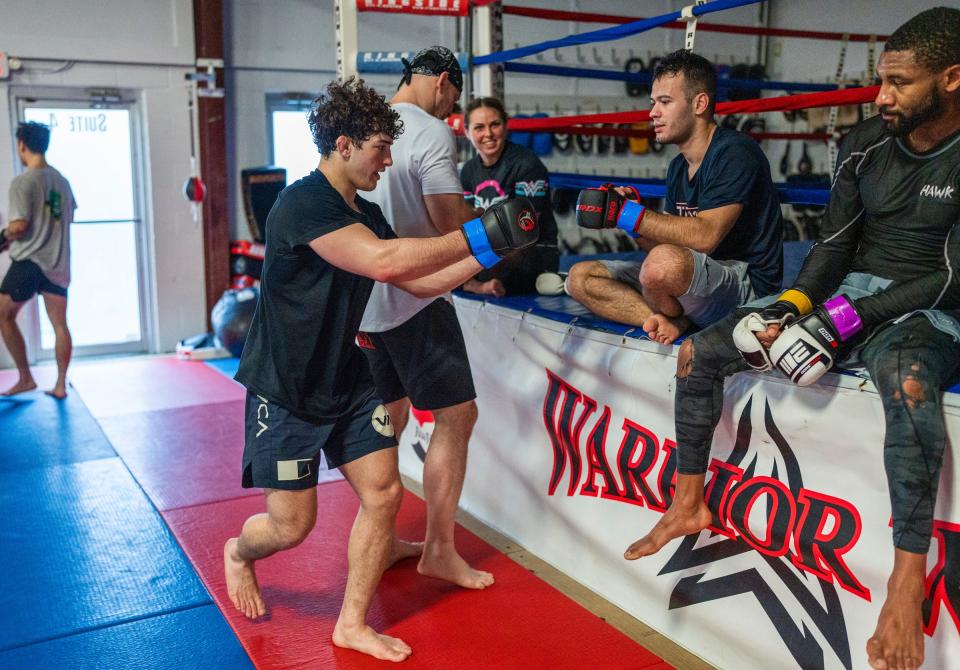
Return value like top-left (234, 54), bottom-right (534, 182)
top-left (69, 356), bottom-right (245, 419)
top-left (164, 482), bottom-right (669, 670)
top-left (96, 400), bottom-right (258, 511)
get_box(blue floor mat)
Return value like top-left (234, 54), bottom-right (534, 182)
top-left (0, 392), bottom-right (115, 473)
top-left (0, 458), bottom-right (211, 650)
top-left (0, 604), bottom-right (252, 670)
top-left (204, 357), bottom-right (240, 379)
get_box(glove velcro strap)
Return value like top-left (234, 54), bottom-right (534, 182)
top-left (462, 218), bottom-right (501, 269)
top-left (616, 200), bottom-right (646, 238)
top-left (823, 295), bottom-right (862, 341)
top-left (778, 289), bottom-right (813, 315)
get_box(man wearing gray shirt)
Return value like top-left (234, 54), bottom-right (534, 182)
top-left (0, 122), bottom-right (75, 398)
top-left (359, 47), bottom-right (494, 590)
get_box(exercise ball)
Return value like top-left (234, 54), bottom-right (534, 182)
top-left (211, 286), bottom-right (259, 358)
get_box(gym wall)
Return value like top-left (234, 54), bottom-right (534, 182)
top-left (0, 0), bottom-right (203, 361)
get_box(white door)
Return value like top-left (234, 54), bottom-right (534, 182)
top-left (18, 99), bottom-right (150, 356)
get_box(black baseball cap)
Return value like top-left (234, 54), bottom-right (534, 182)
top-left (399, 46), bottom-right (463, 94)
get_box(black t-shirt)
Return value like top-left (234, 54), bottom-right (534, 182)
top-left (665, 127), bottom-right (784, 297)
top-left (460, 141), bottom-right (558, 246)
top-left (235, 170), bottom-right (397, 420)
top-left (793, 115), bottom-right (960, 328)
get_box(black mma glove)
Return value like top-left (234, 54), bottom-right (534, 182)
top-left (461, 197), bottom-right (539, 269)
top-left (575, 184), bottom-right (645, 238)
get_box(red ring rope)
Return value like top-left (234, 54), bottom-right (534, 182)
top-left (501, 86), bottom-right (879, 131)
top-left (503, 6), bottom-right (887, 42)
top-left (527, 126), bottom-right (834, 141)
top-left (448, 117), bottom-right (833, 141)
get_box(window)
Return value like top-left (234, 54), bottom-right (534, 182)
top-left (267, 94), bottom-right (317, 182)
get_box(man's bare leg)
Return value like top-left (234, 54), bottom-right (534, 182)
top-left (0, 294), bottom-right (36, 396)
top-left (388, 536), bottom-right (424, 567)
top-left (867, 549), bottom-right (926, 670)
top-left (332, 447), bottom-right (411, 662)
top-left (566, 261), bottom-right (655, 326)
top-left (41, 292), bottom-right (71, 398)
top-left (638, 244), bottom-right (695, 345)
top-left (224, 487), bottom-right (317, 619)
top-left (624, 473), bottom-right (712, 559)
top-left (381, 398), bottom-right (425, 568)
top-left (417, 400), bottom-right (493, 589)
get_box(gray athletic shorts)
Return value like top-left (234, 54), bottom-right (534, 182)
top-left (600, 250), bottom-right (756, 327)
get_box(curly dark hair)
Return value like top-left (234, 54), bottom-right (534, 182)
top-left (308, 77), bottom-right (403, 157)
top-left (886, 7), bottom-right (960, 73)
top-left (16, 121), bottom-right (51, 154)
top-left (653, 49), bottom-right (718, 115)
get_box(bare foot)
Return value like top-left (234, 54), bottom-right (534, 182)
top-left (867, 567), bottom-right (925, 670)
top-left (1, 378), bottom-right (37, 396)
top-left (643, 313), bottom-right (689, 345)
top-left (388, 538), bottom-right (423, 568)
top-left (45, 386), bottom-right (68, 400)
top-left (462, 278), bottom-right (505, 297)
top-left (418, 546), bottom-right (494, 589)
top-left (332, 622), bottom-right (412, 662)
top-left (224, 538), bottom-right (266, 619)
top-left (624, 502), bottom-right (712, 559)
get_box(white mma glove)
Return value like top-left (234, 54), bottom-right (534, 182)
top-left (733, 313), bottom-right (774, 371)
top-left (732, 299), bottom-right (802, 371)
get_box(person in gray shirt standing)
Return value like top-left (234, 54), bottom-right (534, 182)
top-left (0, 121), bottom-right (76, 398)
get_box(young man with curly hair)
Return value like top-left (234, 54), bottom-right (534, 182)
top-left (224, 77), bottom-right (538, 662)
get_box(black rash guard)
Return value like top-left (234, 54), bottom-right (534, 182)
top-left (236, 170), bottom-right (396, 420)
top-left (791, 115), bottom-right (960, 328)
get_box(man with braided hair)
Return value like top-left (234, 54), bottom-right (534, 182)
top-left (224, 77), bottom-right (538, 662)
top-left (626, 8), bottom-right (960, 670)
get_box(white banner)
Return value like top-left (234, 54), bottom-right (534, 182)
top-left (398, 297), bottom-right (960, 670)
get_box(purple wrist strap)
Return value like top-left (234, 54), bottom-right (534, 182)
top-left (823, 295), bottom-right (862, 341)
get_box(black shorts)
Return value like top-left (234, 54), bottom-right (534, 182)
top-left (358, 298), bottom-right (476, 410)
top-left (241, 390), bottom-right (396, 490)
top-left (0, 259), bottom-right (67, 303)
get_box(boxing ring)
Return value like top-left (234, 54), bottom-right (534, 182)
top-left (397, 287), bottom-right (960, 670)
top-left (342, 0), bottom-right (882, 241)
top-left (332, 2), bottom-right (958, 668)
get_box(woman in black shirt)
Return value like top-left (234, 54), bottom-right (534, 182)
top-left (460, 97), bottom-right (559, 296)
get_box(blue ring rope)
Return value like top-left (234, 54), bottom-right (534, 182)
top-left (473, 0), bottom-right (766, 65)
top-left (549, 173), bottom-right (829, 206)
top-left (504, 62), bottom-right (840, 93)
